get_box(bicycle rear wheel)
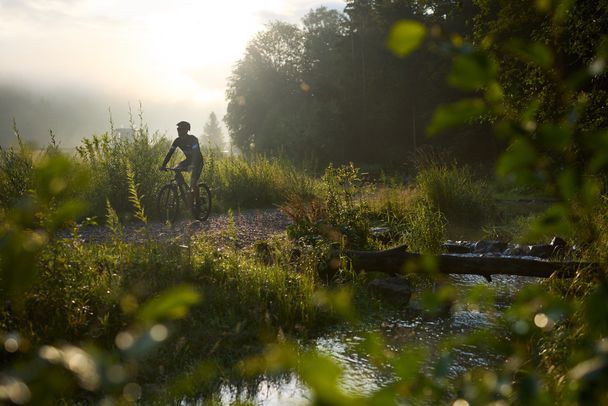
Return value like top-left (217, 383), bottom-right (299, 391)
top-left (193, 183), bottom-right (212, 221)
top-left (158, 184), bottom-right (179, 223)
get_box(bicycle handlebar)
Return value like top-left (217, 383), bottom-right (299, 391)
top-left (160, 167), bottom-right (188, 173)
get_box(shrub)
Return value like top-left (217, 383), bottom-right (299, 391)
top-left (282, 163), bottom-right (371, 249)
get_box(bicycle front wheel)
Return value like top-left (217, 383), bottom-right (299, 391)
top-left (157, 184), bottom-right (179, 223)
top-left (193, 183), bottom-right (212, 221)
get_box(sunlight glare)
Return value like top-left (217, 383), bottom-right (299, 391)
top-left (138, 2), bottom-right (264, 102)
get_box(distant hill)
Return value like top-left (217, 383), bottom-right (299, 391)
top-left (0, 82), bottom-right (225, 149)
top-left (0, 83), bottom-right (114, 148)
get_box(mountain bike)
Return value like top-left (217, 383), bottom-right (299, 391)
top-left (157, 168), bottom-right (211, 223)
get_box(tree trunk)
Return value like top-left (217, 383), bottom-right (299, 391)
top-left (343, 244), bottom-right (599, 280)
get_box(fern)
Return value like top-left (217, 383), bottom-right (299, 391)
top-left (105, 198), bottom-right (123, 240)
top-left (126, 161), bottom-right (148, 224)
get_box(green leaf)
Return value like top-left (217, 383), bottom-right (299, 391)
top-left (583, 283), bottom-right (608, 334)
top-left (386, 20), bottom-right (427, 57)
top-left (448, 53), bottom-right (498, 90)
top-left (557, 168), bottom-right (578, 201)
top-left (506, 39), bottom-right (554, 68)
top-left (300, 352), bottom-right (355, 404)
top-left (427, 98), bottom-right (487, 135)
top-left (581, 178), bottom-right (602, 205)
top-left (537, 124), bottom-right (573, 151)
top-left (485, 81), bottom-right (505, 104)
top-left (358, 333), bottom-right (389, 366)
top-left (497, 138), bottom-right (537, 177)
top-left (393, 346), bottom-right (428, 382)
top-left (137, 285), bottom-right (202, 325)
top-left (33, 155), bottom-right (88, 202)
top-left (525, 204), bottom-right (572, 239)
top-left (47, 200), bottom-right (88, 231)
top-left (584, 130), bottom-right (608, 173)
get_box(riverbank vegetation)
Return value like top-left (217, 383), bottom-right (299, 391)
top-left (2, 0), bottom-right (608, 404)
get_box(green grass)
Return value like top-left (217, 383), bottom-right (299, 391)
top-left (1, 128), bottom-right (320, 222)
top-left (415, 163), bottom-right (497, 227)
top-left (1, 229), bottom-right (334, 401)
top-left (3, 133), bottom-right (608, 405)
top-left (202, 151), bottom-right (318, 211)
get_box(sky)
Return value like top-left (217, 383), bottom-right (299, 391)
top-left (0, 0), bottom-right (344, 146)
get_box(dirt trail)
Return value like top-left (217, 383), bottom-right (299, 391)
top-left (72, 208), bottom-right (293, 249)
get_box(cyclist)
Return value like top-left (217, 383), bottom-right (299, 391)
top-left (160, 121), bottom-right (203, 208)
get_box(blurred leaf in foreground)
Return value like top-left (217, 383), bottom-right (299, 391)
top-left (427, 98), bottom-right (487, 135)
top-left (448, 53), bottom-right (498, 90)
top-left (137, 285), bottom-right (202, 326)
top-left (386, 20), bottom-right (426, 57)
top-left (505, 38), bottom-right (554, 68)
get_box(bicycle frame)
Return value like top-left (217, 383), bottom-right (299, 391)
top-left (158, 167), bottom-right (211, 222)
top-left (169, 169), bottom-right (193, 207)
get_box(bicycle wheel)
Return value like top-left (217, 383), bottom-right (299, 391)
top-left (157, 184), bottom-right (180, 223)
top-left (193, 183), bottom-right (212, 221)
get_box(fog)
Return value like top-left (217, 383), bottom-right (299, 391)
top-left (0, 1), bottom-right (347, 149)
top-left (0, 81), bottom-right (226, 148)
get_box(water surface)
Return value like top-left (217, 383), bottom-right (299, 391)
top-left (216, 274), bottom-right (539, 405)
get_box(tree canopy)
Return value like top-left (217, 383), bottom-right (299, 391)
top-left (225, 0), bottom-right (606, 169)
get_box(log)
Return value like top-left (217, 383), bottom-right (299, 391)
top-left (343, 244), bottom-right (599, 280)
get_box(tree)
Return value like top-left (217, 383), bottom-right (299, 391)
top-left (203, 112), bottom-right (224, 151)
top-left (225, 21), bottom-right (310, 160)
top-left (225, 2), bottom-right (504, 167)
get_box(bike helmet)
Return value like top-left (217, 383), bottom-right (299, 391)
top-left (176, 121), bottom-right (191, 131)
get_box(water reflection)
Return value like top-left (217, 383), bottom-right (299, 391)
top-left (212, 274), bottom-right (539, 405)
top-left (219, 376), bottom-right (310, 406)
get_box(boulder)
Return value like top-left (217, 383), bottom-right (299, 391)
top-left (473, 240), bottom-right (509, 253)
top-left (443, 240), bottom-right (474, 254)
top-left (368, 276), bottom-right (412, 306)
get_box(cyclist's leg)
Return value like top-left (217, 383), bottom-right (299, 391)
top-left (190, 161), bottom-right (203, 206)
top-left (173, 160), bottom-right (189, 185)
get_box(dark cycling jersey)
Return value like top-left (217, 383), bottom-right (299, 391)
top-left (161, 134), bottom-right (203, 168)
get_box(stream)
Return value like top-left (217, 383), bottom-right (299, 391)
top-left (215, 273), bottom-right (540, 405)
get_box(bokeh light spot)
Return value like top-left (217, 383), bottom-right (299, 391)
top-left (150, 324), bottom-right (169, 342)
top-left (38, 345), bottom-right (62, 363)
top-left (4, 338), bottom-right (19, 353)
top-left (115, 332), bottom-right (135, 350)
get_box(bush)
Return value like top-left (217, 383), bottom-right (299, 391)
top-left (282, 163), bottom-right (372, 249)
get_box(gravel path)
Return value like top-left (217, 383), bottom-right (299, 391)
top-left (74, 208), bottom-right (293, 249)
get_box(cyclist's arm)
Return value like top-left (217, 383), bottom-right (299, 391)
top-left (160, 142), bottom-right (178, 168)
top-left (191, 141), bottom-right (202, 166)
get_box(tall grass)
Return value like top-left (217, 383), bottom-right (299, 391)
top-left (2, 111), bottom-right (323, 222)
top-left (201, 151), bottom-right (318, 210)
top-left (281, 163), bottom-right (448, 253)
top-left (0, 124), bottom-right (35, 209)
top-left (415, 163), bottom-right (496, 226)
top-left (365, 185), bottom-right (447, 253)
top-left (77, 128), bottom-right (170, 220)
